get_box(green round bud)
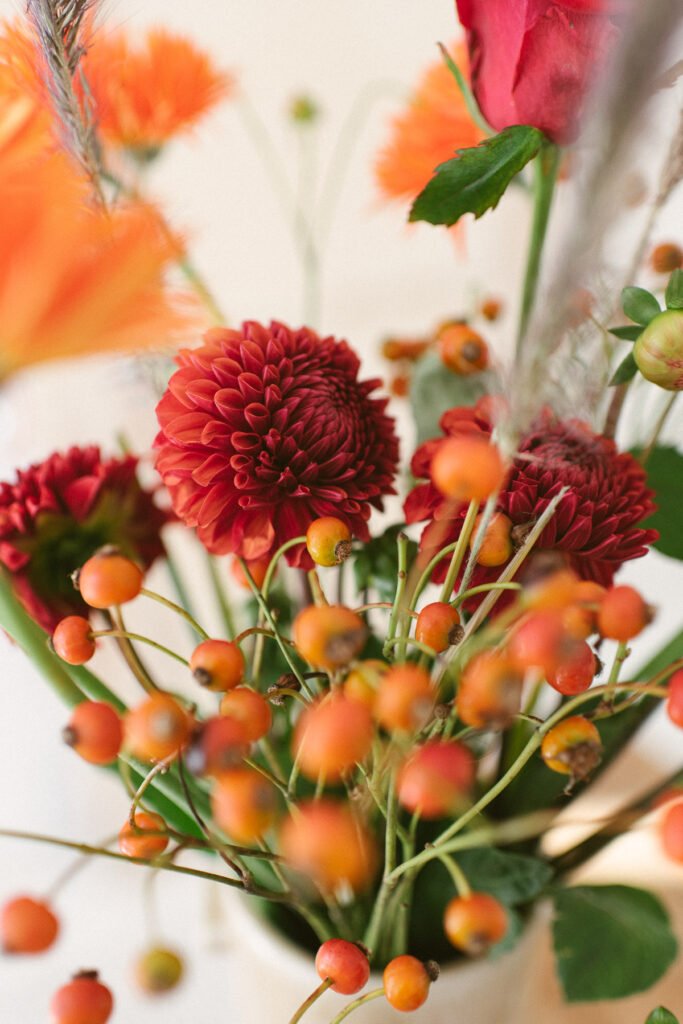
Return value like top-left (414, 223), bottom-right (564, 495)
top-left (633, 309), bottom-right (683, 390)
top-left (289, 95), bottom-right (319, 123)
top-left (135, 946), bottom-right (184, 994)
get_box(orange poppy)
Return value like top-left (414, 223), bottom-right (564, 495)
top-left (0, 20), bottom-right (52, 160)
top-left (0, 148), bottom-right (199, 380)
top-left (375, 44), bottom-right (482, 204)
top-left (81, 27), bottom-right (233, 153)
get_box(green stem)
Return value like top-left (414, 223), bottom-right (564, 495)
top-left (383, 533), bottom-right (409, 659)
top-left (139, 587), bottom-right (210, 640)
top-left (604, 641), bottom-right (629, 704)
top-left (515, 143), bottom-right (561, 358)
top-left (453, 582), bottom-right (521, 606)
top-left (92, 629), bottom-right (189, 667)
top-left (206, 554), bottom-right (237, 639)
top-left (238, 559), bottom-right (308, 692)
top-left (437, 43), bottom-right (492, 136)
top-left (437, 853), bottom-right (471, 898)
top-left (439, 499), bottom-right (479, 602)
top-left (328, 989), bottom-right (385, 1023)
top-left (288, 979), bottom-right (333, 1024)
top-left (0, 829), bottom-right (290, 899)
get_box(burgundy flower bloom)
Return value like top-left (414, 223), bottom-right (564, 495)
top-left (405, 398), bottom-right (657, 594)
top-left (154, 321), bottom-right (399, 566)
top-left (0, 446), bottom-right (166, 630)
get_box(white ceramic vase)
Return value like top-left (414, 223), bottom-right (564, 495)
top-left (223, 892), bottom-right (541, 1024)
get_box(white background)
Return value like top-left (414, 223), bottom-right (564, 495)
top-left (0, 0), bottom-right (681, 1020)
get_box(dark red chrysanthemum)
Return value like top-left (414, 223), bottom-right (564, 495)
top-left (405, 397), bottom-right (657, 594)
top-left (0, 446), bottom-right (166, 630)
top-left (154, 321), bottom-right (399, 566)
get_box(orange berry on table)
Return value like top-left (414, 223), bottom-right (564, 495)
top-left (125, 693), bottom-right (191, 762)
top-left (230, 555), bottom-right (271, 590)
top-left (185, 716), bottom-right (250, 777)
top-left (306, 517), bottom-right (352, 567)
top-left (0, 896), bottom-right (59, 954)
top-left (431, 437), bottom-right (506, 502)
top-left (541, 716), bottom-right (602, 779)
top-left (343, 659), bottom-right (388, 709)
top-left (50, 970), bottom-right (113, 1024)
top-left (211, 767), bottom-right (278, 843)
top-left (315, 939), bottom-right (370, 995)
top-left (62, 701), bottom-right (123, 765)
top-left (397, 740), bottom-right (475, 819)
top-left (667, 669), bottom-right (683, 728)
top-left (660, 799), bottom-right (683, 863)
top-left (471, 511), bottom-right (513, 568)
top-left (220, 687), bottom-right (272, 742)
top-left (651, 242), bottom-right (682, 274)
top-left (480, 296), bottom-right (503, 321)
top-left (135, 946), bottom-right (184, 993)
top-left (415, 602), bottom-right (461, 653)
top-left (76, 547), bottom-right (143, 608)
top-left (279, 800), bottom-right (377, 893)
top-left (597, 585), bottom-right (652, 642)
top-left (437, 323), bottom-right (489, 376)
top-left (119, 812), bottom-right (168, 860)
top-left (443, 892), bottom-right (507, 955)
top-left (293, 694), bottom-right (373, 782)
top-left (383, 955), bottom-right (438, 1013)
top-left (52, 616), bottom-right (96, 665)
top-left (292, 605), bottom-right (367, 670)
top-left (190, 639), bottom-right (245, 692)
top-left (375, 663), bottom-right (435, 733)
top-left (547, 639), bottom-right (596, 696)
top-left (457, 652), bottom-right (523, 731)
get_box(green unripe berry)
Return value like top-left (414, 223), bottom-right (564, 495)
top-left (633, 309), bottom-right (683, 390)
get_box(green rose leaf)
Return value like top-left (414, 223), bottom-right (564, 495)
top-left (622, 286), bottom-right (661, 326)
top-left (456, 848), bottom-right (553, 906)
top-left (409, 350), bottom-right (497, 445)
top-left (608, 325), bottom-right (643, 342)
top-left (631, 445), bottom-right (683, 560)
top-left (645, 1009), bottom-right (679, 1024)
top-left (552, 885), bottom-right (678, 1002)
top-left (352, 524), bottom-right (417, 603)
top-left (409, 125), bottom-right (544, 226)
top-left (665, 269), bottom-right (683, 310)
top-left (609, 349), bottom-right (638, 385)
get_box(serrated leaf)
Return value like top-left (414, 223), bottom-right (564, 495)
top-left (609, 325), bottom-right (643, 341)
top-left (552, 885), bottom-right (677, 1002)
top-left (457, 848), bottom-right (553, 905)
top-left (631, 445), bottom-right (683, 560)
top-left (409, 350), bottom-right (497, 445)
top-left (622, 286), bottom-right (661, 325)
top-left (610, 349), bottom-right (638, 385)
top-left (409, 125), bottom-right (544, 226)
top-left (645, 1008), bottom-right (679, 1024)
top-left (665, 269), bottom-right (683, 309)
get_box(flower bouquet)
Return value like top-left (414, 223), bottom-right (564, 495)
top-left (0, 1), bottom-right (682, 1023)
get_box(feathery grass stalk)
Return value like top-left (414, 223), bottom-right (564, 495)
top-left (27, 0), bottom-right (104, 201)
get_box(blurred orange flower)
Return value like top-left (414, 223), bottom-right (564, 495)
top-left (0, 20), bottom-right (52, 160)
top-left (375, 44), bottom-right (482, 204)
top-left (0, 149), bottom-right (198, 379)
top-left (81, 27), bottom-right (233, 153)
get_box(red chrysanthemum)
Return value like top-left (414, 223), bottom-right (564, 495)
top-left (405, 397), bottom-right (657, 595)
top-left (154, 321), bottom-right (399, 566)
top-left (0, 446), bottom-right (167, 630)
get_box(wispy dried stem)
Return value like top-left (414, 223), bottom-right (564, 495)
top-left (505, 0), bottom-right (683, 445)
top-left (27, 0), bottom-right (104, 201)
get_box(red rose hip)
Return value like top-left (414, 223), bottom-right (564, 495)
top-left (1, 896), bottom-right (59, 954)
top-left (50, 970), bottom-right (113, 1024)
top-left (315, 939), bottom-right (370, 994)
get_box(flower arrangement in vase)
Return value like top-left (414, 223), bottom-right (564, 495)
top-left (0, 2), bottom-right (682, 1023)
